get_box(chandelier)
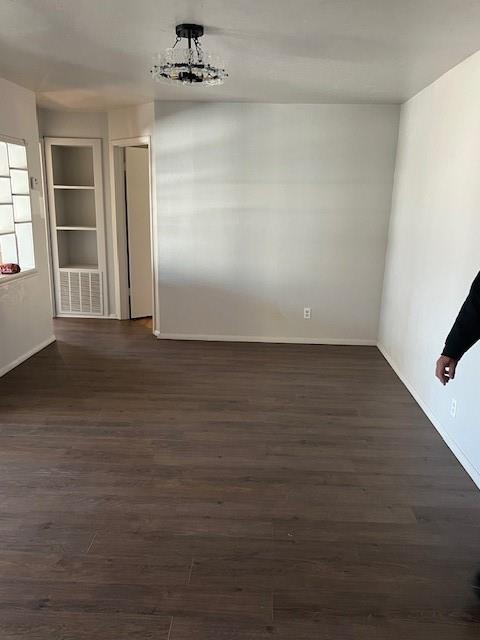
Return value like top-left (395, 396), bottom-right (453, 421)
top-left (151, 23), bottom-right (228, 86)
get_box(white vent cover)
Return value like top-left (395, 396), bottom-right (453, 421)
top-left (59, 270), bottom-right (103, 315)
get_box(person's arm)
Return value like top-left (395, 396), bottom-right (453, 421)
top-left (436, 271), bottom-right (480, 385)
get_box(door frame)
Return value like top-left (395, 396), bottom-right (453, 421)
top-left (109, 136), bottom-right (159, 333)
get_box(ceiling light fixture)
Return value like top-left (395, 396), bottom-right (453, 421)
top-left (150, 23), bottom-right (228, 86)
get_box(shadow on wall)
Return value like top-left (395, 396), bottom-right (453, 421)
top-left (154, 101), bottom-right (395, 181)
top-left (153, 102), bottom-right (398, 342)
top-left (159, 278), bottom-right (292, 338)
top-left (157, 271), bottom-right (373, 341)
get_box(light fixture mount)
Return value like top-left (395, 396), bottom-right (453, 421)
top-left (150, 23), bottom-right (228, 86)
top-left (175, 23), bottom-right (204, 40)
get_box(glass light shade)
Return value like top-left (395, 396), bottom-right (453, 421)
top-left (151, 43), bottom-right (227, 86)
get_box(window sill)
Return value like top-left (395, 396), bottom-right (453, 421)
top-left (0, 268), bottom-right (38, 288)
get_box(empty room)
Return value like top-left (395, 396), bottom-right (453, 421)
top-left (1, 1), bottom-right (480, 638)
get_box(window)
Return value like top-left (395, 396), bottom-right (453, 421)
top-left (0, 138), bottom-right (35, 274)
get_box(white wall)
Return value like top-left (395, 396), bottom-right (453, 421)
top-left (108, 103), bottom-right (154, 141)
top-left (0, 78), bottom-right (54, 376)
top-left (37, 109), bottom-right (116, 315)
top-left (154, 102), bottom-right (399, 342)
top-left (379, 51), bottom-right (480, 487)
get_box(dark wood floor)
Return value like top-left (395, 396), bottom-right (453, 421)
top-left (1, 318), bottom-right (480, 639)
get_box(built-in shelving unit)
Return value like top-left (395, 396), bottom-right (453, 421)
top-left (45, 138), bottom-right (107, 317)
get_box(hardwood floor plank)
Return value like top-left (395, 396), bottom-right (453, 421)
top-left (272, 519), bottom-right (480, 547)
top-left (0, 579), bottom-right (271, 621)
top-left (273, 582), bottom-right (480, 625)
top-left (0, 550), bottom-right (190, 585)
top-left (169, 616), bottom-right (480, 640)
top-left (0, 611), bottom-right (172, 640)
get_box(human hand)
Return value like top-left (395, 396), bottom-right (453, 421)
top-left (435, 355), bottom-right (458, 385)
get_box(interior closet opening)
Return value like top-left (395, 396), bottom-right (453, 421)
top-left (124, 145), bottom-right (152, 319)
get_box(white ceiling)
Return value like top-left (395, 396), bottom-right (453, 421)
top-left (1, 0), bottom-right (480, 110)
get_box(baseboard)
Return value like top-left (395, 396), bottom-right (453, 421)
top-left (377, 342), bottom-right (480, 490)
top-left (0, 335), bottom-right (56, 378)
top-left (157, 333), bottom-right (376, 346)
top-left (55, 314), bottom-right (111, 320)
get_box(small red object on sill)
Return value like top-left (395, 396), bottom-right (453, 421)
top-left (0, 263), bottom-right (21, 275)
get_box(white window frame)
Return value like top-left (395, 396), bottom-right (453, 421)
top-left (0, 133), bottom-right (36, 285)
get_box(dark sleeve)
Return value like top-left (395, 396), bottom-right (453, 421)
top-left (442, 271), bottom-right (480, 361)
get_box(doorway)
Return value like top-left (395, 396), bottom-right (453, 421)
top-left (125, 146), bottom-right (152, 319)
top-left (110, 137), bottom-right (157, 331)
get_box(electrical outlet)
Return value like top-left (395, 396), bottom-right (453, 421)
top-left (304, 307), bottom-right (311, 320)
top-left (450, 399), bottom-right (457, 418)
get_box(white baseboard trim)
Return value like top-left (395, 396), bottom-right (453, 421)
top-left (377, 342), bottom-right (480, 490)
top-left (153, 329), bottom-right (161, 338)
top-left (55, 314), bottom-right (111, 320)
top-left (0, 335), bottom-right (56, 378)
top-left (157, 333), bottom-right (376, 346)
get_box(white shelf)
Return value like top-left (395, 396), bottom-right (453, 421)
top-left (59, 264), bottom-right (98, 271)
top-left (54, 185), bottom-right (95, 190)
top-left (56, 226), bottom-right (96, 231)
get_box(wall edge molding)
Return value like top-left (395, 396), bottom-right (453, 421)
top-left (377, 341), bottom-right (480, 490)
top-left (0, 335), bottom-right (56, 378)
top-left (157, 333), bottom-right (376, 346)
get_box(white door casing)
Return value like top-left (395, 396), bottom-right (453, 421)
top-left (125, 146), bottom-right (152, 318)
